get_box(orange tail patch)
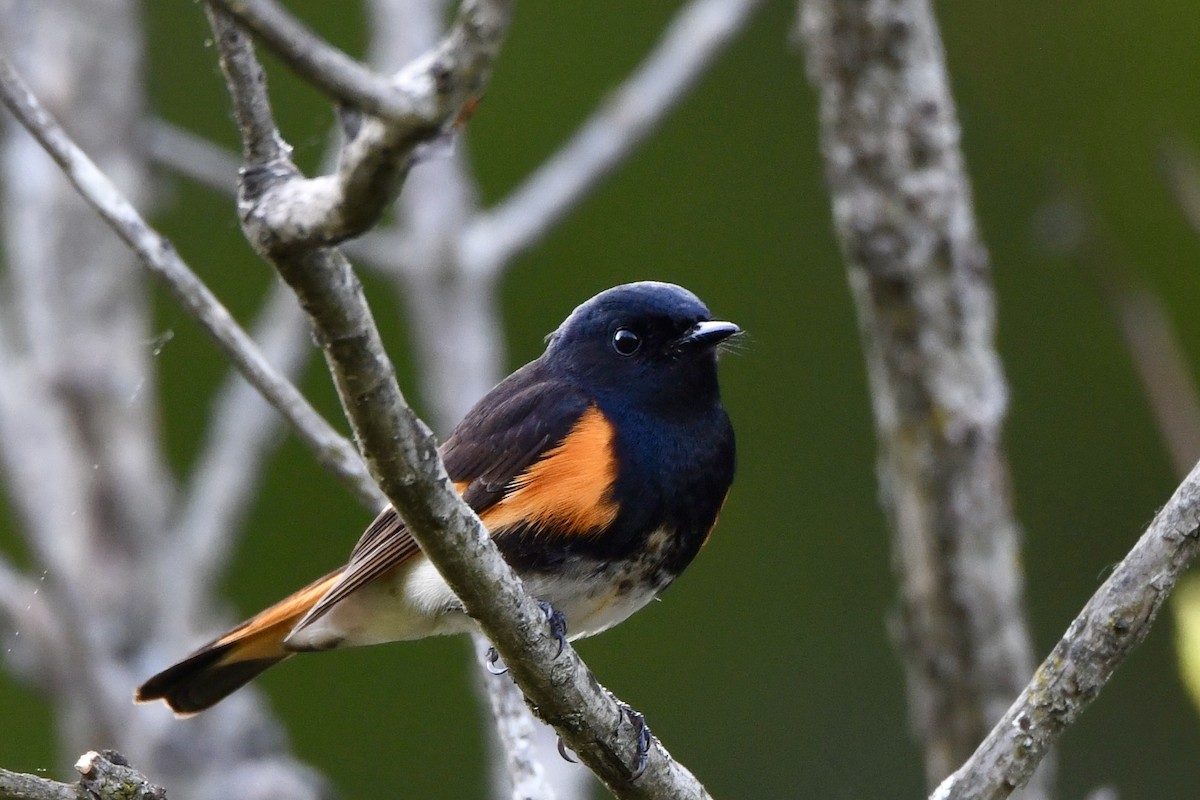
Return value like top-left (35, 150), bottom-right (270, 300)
top-left (135, 569), bottom-right (341, 715)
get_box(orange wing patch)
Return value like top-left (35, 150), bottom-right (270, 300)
top-left (481, 406), bottom-right (619, 536)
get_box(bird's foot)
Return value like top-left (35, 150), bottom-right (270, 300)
top-left (618, 701), bottom-right (652, 779)
top-left (538, 600), bottom-right (568, 656)
top-left (484, 600), bottom-right (565, 673)
top-left (553, 698), bottom-right (651, 779)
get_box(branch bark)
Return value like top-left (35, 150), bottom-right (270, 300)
top-left (797, 0), bottom-right (1043, 795)
top-left (209, 0), bottom-right (513, 246)
top-left (933, 456), bottom-right (1200, 799)
top-left (207, 0), bottom-right (433, 120)
top-left (0, 751), bottom-right (164, 800)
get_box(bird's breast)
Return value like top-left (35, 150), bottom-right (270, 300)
top-left (520, 526), bottom-right (682, 639)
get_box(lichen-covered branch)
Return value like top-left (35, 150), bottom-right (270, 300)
top-left (934, 457), bottom-right (1200, 799)
top-left (0, 751), bottom-right (164, 800)
top-left (797, 0), bottom-right (1042, 794)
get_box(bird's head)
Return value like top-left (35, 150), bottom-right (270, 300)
top-left (544, 281), bottom-right (739, 414)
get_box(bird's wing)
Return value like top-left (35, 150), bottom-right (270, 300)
top-left (292, 370), bottom-right (592, 632)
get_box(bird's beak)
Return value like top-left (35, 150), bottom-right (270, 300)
top-left (672, 320), bottom-right (741, 353)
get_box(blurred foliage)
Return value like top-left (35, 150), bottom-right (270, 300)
top-left (3, 0), bottom-right (1200, 797)
top-left (1173, 576), bottom-right (1200, 721)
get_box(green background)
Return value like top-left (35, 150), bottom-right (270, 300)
top-left (5, 0), bottom-right (1200, 797)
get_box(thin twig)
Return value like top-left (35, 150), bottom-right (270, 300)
top-left (172, 280), bottom-right (315, 606)
top-left (209, 10), bottom-right (714, 797)
top-left (933, 457), bottom-right (1200, 799)
top-left (205, 5), bottom-right (288, 165)
top-left (0, 54), bottom-right (384, 511)
top-left (461, 0), bottom-right (765, 276)
top-left (1111, 288), bottom-right (1200, 477)
top-left (143, 114), bottom-right (399, 273)
top-left (1033, 194), bottom-right (1200, 480)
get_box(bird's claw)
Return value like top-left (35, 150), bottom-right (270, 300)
top-left (619, 702), bottom-right (651, 780)
top-left (554, 700), bottom-right (651, 779)
top-left (484, 646), bottom-right (508, 675)
top-left (538, 600), bottom-right (568, 656)
top-left (556, 736), bottom-right (578, 764)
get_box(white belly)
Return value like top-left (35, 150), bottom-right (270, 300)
top-left (286, 534), bottom-right (676, 650)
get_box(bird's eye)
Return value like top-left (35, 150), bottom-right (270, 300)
top-left (611, 328), bottom-right (641, 356)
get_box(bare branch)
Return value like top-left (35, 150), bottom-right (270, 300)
top-left (797, 0), bottom-right (1043, 794)
top-left (462, 0), bottom-right (765, 275)
top-left (171, 281), bottom-right (314, 607)
top-left (143, 116), bottom-right (404, 275)
top-left (208, 0), bottom-right (513, 246)
top-left (0, 766), bottom-right (79, 800)
top-left (144, 119), bottom-right (240, 195)
top-left (206, 0), bottom-right (424, 120)
top-left (0, 53), bottom-right (384, 511)
top-left (360, 2), bottom-right (571, 795)
top-left (204, 5), bottom-right (288, 165)
top-left (933, 457), bottom-right (1200, 799)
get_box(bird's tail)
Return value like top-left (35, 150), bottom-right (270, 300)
top-left (135, 569), bottom-right (342, 715)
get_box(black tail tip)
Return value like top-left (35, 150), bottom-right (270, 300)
top-left (135, 649), bottom-right (283, 716)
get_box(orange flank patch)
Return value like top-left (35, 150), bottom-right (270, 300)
top-left (213, 570), bottom-right (342, 663)
top-left (481, 406), bottom-right (619, 536)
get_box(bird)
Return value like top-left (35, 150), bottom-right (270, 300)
top-left (136, 281), bottom-right (739, 716)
